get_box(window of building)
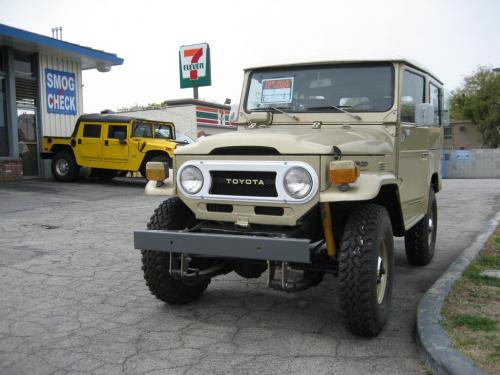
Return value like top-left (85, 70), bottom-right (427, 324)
top-left (108, 125), bottom-right (127, 139)
top-left (442, 89), bottom-right (450, 127)
top-left (132, 123), bottom-right (153, 138)
top-left (0, 49), bottom-right (4, 73)
top-left (444, 127), bottom-right (452, 139)
top-left (429, 83), bottom-right (441, 125)
top-left (82, 124), bottom-right (101, 138)
top-left (401, 70), bottom-right (424, 123)
top-left (0, 78), bottom-right (9, 156)
top-left (14, 53), bottom-right (34, 78)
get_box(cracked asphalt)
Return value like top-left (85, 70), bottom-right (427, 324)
top-left (1, 178), bottom-right (499, 375)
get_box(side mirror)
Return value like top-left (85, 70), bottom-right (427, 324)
top-left (248, 111), bottom-right (272, 125)
top-left (415, 103), bottom-right (434, 126)
top-left (116, 132), bottom-right (127, 145)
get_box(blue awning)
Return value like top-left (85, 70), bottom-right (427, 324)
top-left (0, 23), bottom-right (124, 71)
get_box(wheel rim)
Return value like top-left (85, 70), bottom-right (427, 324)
top-left (428, 207), bottom-right (435, 247)
top-left (376, 241), bottom-right (388, 304)
top-left (56, 159), bottom-right (69, 175)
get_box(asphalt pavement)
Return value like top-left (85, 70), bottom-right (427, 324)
top-left (0, 178), bottom-right (499, 375)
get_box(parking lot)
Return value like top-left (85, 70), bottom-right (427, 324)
top-left (0, 178), bottom-right (499, 375)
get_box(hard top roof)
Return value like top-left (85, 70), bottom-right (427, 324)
top-left (245, 58), bottom-right (443, 84)
top-left (78, 114), bottom-right (173, 125)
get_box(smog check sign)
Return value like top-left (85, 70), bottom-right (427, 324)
top-left (179, 43), bottom-right (211, 89)
top-left (45, 68), bottom-right (77, 115)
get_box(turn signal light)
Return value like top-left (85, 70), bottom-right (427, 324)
top-left (146, 161), bottom-right (169, 181)
top-left (330, 160), bottom-right (360, 185)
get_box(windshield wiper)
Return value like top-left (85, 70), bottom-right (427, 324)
top-left (263, 106), bottom-right (299, 121)
top-left (306, 105), bottom-right (362, 121)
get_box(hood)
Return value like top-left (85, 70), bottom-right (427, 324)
top-left (176, 125), bottom-right (394, 156)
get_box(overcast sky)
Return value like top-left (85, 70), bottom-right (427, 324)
top-left (1, 0), bottom-right (500, 113)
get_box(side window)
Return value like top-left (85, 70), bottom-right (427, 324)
top-left (400, 70), bottom-right (424, 123)
top-left (154, 124), bottom-right (172, 139)
top-left (429, 83), bottom-right (441, 126)
top-left (132, 123), bottom-right (153, 138)
top-left (82, 124), bottom-right (101, 138)
top-left (108, 125), bottom-right (127, 140)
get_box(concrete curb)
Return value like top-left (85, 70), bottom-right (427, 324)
top-left (416, 210), bottom-right (500, 375)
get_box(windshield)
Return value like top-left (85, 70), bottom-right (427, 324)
top-left (154, 124), bottom-right (173, 139)
top-left (175, 132), bottom-right (194, 144)
top-left (245, 64), bottom-right (394, 113)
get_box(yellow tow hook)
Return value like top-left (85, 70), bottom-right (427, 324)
top-left (320, 202), bottom-right (336, 258)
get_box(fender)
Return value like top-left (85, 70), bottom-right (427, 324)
top-left (319, 173), bottom-right (398, 202)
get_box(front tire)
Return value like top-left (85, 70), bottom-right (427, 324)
top-left (404, 188), bottom-right (437, 266)
top-left (141, 197), bottom-right (210, 304)
top-left (51, 151), bottom-right (79, 182)
top-left (338, 204), bottom-right (394, 337)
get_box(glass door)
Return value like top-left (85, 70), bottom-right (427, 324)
top-left (17, 107), bottom-right (38, 176)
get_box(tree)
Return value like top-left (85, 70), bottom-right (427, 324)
top-left (451, 67), bottom-right (500, 148)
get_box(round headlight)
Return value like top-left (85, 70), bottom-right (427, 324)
top-left (284, 167), bottom-right (313, 199)
top-left (180, 165), bottom-right (203, 194)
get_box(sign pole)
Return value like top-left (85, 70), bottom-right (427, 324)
top-left (193, 87), bottom-right (199, 100)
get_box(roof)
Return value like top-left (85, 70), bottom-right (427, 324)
top-left (245, 58), bottom-right (443, 84)
top-left (78, 114), bottom-right (173, 124)
top-left (165, 98), bottom-right (231, 110)
top-left (0, 23), bottom-right (123, 71)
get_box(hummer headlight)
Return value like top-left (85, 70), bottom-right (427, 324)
top-left (180, 166), bottom-right (203, 194)
top-left (284, 167), bottom-right (312, 199)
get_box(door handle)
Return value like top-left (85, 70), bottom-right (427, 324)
top-left (104, 140), bottom-right (109, 146)
top-left (421, 152), bottom-right (429, 160)
top-left (77, 138), bottom-right (81, 144)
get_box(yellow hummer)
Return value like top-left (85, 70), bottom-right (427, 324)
top-left (134, 59), bottom-right (448, 337)
top-left (41, 114), bottom-right (177, 181)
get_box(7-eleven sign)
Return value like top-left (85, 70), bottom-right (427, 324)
top-left (179, 43), bottom-right (211, 88)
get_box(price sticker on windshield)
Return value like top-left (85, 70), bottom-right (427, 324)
top-left (260, 77), bottom-right (294, 104)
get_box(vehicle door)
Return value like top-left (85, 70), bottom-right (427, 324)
top-left (129, 121), bottom-right (153, 170)
top-left (102, 122), bottom-right (129, 167)
top-left (398, 68), bottom-right (431, 226)
top-left (75, 122), bottom-right (103, 166)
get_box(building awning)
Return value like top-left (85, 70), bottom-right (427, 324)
top-left (0, 23), bottom-right (124, 71)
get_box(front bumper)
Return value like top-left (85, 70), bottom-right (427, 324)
top-left (133, 230), bottom-right (311, 263)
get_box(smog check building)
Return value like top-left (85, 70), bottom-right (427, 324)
top-left (0, 23), bottom-right (123, 180)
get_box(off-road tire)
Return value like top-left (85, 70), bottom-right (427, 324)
top-left (404, 188), bottom-right (437, 266)
top-left (338, 204), bottom-right (394, 337)
top-left (51, 151), bottom-right (79, 182)
top-left (140, 154), bottom-right (170, 179)
top-left (141, 197), bottom-right (209, 304)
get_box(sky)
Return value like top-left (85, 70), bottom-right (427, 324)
top-left (1, 0), bottom-right (500, 113)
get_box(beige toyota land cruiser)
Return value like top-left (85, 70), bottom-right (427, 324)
top-left (134, 59), bottom-right (448, 337)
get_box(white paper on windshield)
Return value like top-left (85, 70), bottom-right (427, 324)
top-left (260, 77), bottom-right (294, 104)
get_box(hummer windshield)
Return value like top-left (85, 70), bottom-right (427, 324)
top-left (245, 63), bottom-right (394, 114)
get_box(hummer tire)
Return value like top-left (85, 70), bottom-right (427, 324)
top-left (141, 197), bottom-right (210, 304)
top-left (338, 204), bottom-right (394, 337)
top-left (51, 151), bottom-right (79, 182)
top-left (404, 188), bottom-right (437, 266)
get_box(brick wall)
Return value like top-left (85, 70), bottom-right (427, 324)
top-left (0, 160), bottom-right (22, 181)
